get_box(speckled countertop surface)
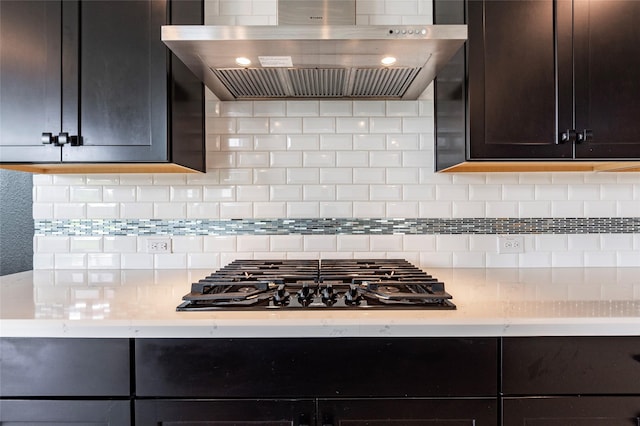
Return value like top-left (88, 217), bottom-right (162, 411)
top-left (1, 268), bottom-right (639, 338)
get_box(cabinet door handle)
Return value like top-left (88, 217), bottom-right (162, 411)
top-left (41, 132), bottom-right (55, 145)
top-left (576, 129), bottom-right (593, 144)
top-left (57, 132), bottom-right (69, 145)
top-left (69, 135), bottom-right (82, 146)
top-left (559, 129), bottom-right (576, 144)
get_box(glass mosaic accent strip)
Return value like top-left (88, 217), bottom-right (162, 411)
top-left (34, 218), bottom-right (640, 236)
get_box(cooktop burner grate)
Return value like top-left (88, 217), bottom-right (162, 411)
top-left (177, 259), bottom-right (455, 311)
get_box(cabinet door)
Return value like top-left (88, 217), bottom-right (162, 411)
top-left (62, 0), bottom-right (169, 162)
top-left (135, 399), bottom-right (315, 426)
top-left (0, 400), bottom-right (130, 424)
top-left (319, 398), bottom-right (498, 426)
top-left (573, 0), bottom-right (640, 158)
top-left (468, 0), bottom-right (573, 159)
top-left (0, 1), bottom-right (62, 162)
top-left (503, 396), bottom-right (640, 426)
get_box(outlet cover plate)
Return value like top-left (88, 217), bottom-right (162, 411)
top-left (147, 238), bottom-right (172, 253)
top-left (498, 236), bottom-right (524, 254)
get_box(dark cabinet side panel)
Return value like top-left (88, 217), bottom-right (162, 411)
top-left (502, 336), bottom-right (640, 395)
top-left (574, 0), bottom-right (640, 158)
top-left (468, 0), bottom-right (573, 159)
top-left (136, 338), bottom-right (498, 398)
top-left (136, 399), bottom-right (314, 426)
top-left (0, 1), bottom-right (62, 162)
top-left (0, 338), bottom-right (130, 397)
top-left (503, 396), bottom-right (640, 426)
top-left (0, 399), bottom-right (131, 424)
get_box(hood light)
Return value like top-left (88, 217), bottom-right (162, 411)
top-left (381, 56), bottom-right (397, 66)
top-left (235, 57), bottom-right (251, 66)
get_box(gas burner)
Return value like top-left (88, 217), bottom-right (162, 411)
top-left (177, 259), bottom-right (455, 311)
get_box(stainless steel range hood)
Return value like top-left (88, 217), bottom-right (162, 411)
top-left (161, 0), bottom-right (467, 100)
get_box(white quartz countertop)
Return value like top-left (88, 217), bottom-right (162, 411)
top-left (1, 268), bottom-right (640, 338)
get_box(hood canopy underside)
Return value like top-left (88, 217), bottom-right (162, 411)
top-left (162, 25), bottom-right (467, 100)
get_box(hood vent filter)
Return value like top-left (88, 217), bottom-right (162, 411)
top-left (211, 67), bottom-right (422, 99)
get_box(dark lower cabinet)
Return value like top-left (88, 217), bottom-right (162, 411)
top-left (136, 399), bottom-right (315, 425)
top-left (0, 399), bottom-right (130, 425)
top-left (0, 338), bottom-right (131, 424)
top-left (502, 337), bottom-right (640, 426)
top-left (503, 397), bottom-right (640, 426)
top-left (318, 398), bottom-right (498, 425)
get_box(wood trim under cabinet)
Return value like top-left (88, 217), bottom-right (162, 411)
top-left (438, 161), bottom-right (640, 173)
top-left (0, 163), bottom-right (202, 174)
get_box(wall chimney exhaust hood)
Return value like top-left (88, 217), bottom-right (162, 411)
top-left (161, 0), bottom-right (467, 101)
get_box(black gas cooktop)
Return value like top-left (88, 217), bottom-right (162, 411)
top-left (177, 259), bottom-right (455, 311)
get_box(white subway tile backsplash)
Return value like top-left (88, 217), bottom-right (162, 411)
top-left (287, 168), bottom-right (319, 184)
top-left (320, 134), bottom-right (353, 150)
top-left (387, 134), bottom-right (419, 150)
top-left (270, 185), bottom-right (302, 201)
top-left (270, 117), bottom-right (302, 134)
top-left (502, 184), bottom-right (536, 201)
top-left (336, 118), bottom-right (369, 133)
top-left (370, 151), bottom-right (401, 167)
top-left (353, 134), bottom-right (385, 150)
top-left (220, 202), bottom-right (253, 218)
top-left (220, 135), bottom-right (253, 150)
top-left (171, 186), bottom-right (203, 202)
top-left (203, 186), bottom-right (236, 201)
top-left (87, 203), bottom-right (119, 219)
top-left (370, 185), bottom-right (402, 201)
top-left (104, 236), bottom-right (137, 253)
top-left (303, 152), bottom-right (336, 167)
top-left (286, 135), bottom-right (319, 150)
top-left (188, 253), bottom-right (220, 269)
top-left (370, 117), bottom-right (402, 133)
top-left (317, 168), bottom-right (350, 184)
top-left (88, 253), bottom-right (121, 269)
top-left (220, 101), bottom-right (253, 117)
top-left (287, 101), bottom-right (319, 116)
top-left (238, 152), bottom-right (270, 167)
top-left (270, 235), bottom-right (303, 252)
top-left (220, 169), bottom-right (253, 184)
top-left (419, 201), bottom-right (452, 218)
top-left (237, 235), bottom-right (270, 252)
top-left (337, 185), bottom-right (369, 201)
top-left (403, 184), bottom-right (435, 200)
top-left (237, 185), bottom-right (269, 202)
top-left (252, 101), bottom-right (285, 117)
top-left (187, 202), bottom-right (220, 219)
top-left (103, 186), bottom-right (136, 202)
top-left (36, 186), bottom-right (69, 202)
top-left (320, 101), bottom-right (352, 116)
top-left (238, 118), bottom-right (270, 134)
top-left (154, 202), bottom-right (186, 219)
top-left (600, 234), bottom-right (634, 251)
top-left (452, 201), bottom-right (486, 218)
top-left (253, 202), bottom-right (286, 218)
top-left (353, 168), bottom-right (385, 184)
top-left (204, 236), bottom-right (237, 252)
top-left (387, 168), bottom-right (419, 184)
top-left (154, 253), bottom-right (187, 269)
top-left (121, 253), bottom-right (154, 269)
top-left (353, 100), bottom-right (385, 116)
top-left (253, 168), bottom-right (286, 184)
top-left (618, 200), bottom-right (640, 216)
top-left (551, 200), bottom-right (584, 217)
top-left (53, 203), bottom-right (86, 219)
top-left (304, 185), bottom-right (336, 201)
top-left (33, 203), bottom-right (53, 219)
top-left (287, 202), bottom-right (319, 217)
top-left (55, 253), bottom-right (87, 269)
top-left (304, 235), bottom-right (337, 251)
top-left (69, 237), bottom-right (102, 253)
top-left (386, 201), bottom-right (419, 217)
top-left (319, 201), bottom-right (352, 217)
top-left (353, 201), bottom-right (385, 217)
top-left (518, 201), bottom-right (551, 217)
top-left (255, 135), bottom-right (287, 150)
top-left (120, 203), bottom-right (153, 219)
top-left (584, 200), bottom-right (617, 217)
top-left (336, 151), bottom-right (368, 167)
top-left (568, 184), bottom-right (600, 200)
top-left (137, 186), bottom-right (170, 202)
top-left (270, 152), bottom-right (303, 168)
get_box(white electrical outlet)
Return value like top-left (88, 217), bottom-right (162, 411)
top-left (147, 238), bottom-right (172, 253)
top-left (498, 236), bottom-right (524, 254)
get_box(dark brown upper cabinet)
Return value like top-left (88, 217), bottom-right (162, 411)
top-left (435, 0), bottom-right (640, 172)
top-left (0, 0), bottom-right (205, 174)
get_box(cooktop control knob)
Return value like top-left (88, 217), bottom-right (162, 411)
top-left (297, 283), bottom-right (314, 306)
top-left (344, 284), bottom-right (362, 306)
top-left (274, 284), bottom-right (290, 306)
top-left (321, 284), bottom-right (337, 306)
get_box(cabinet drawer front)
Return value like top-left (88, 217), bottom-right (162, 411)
top-left (503, 336), bottom-right (640, 395)
top-left (503, 396), bottom-right (640, 426)
top-left (0, 399), bottom-right (130, 424)
top-left (135, 338), bottom-right (498, 398)
top-left (0, 338), bottom-right (130, 397)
